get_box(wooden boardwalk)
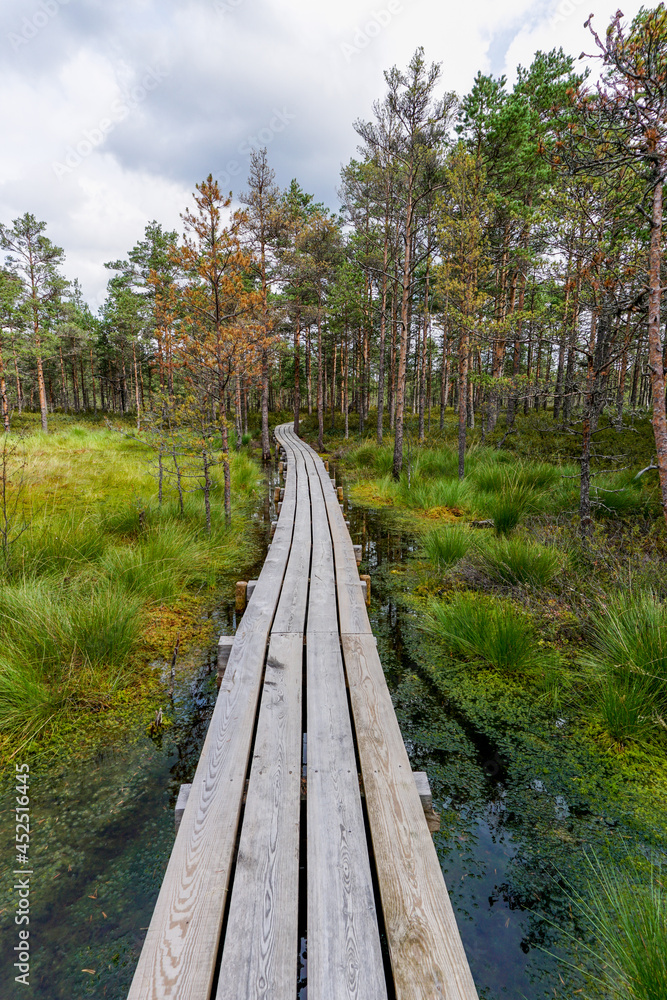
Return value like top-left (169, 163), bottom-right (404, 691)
top-left (127, 425), bottom-right (478, 1000)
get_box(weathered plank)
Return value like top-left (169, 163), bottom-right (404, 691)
top-left (303, 449), bottom-right (338, 634)
top-left (272, 440), bottom-right (311, 634)
top-left (127, 435), bottom-right (299, 1000)
top-left (306, 447), bottom-right (372, 635)
top-left (306, 631), bottom-right (387, 1000)
top-left (341, 633), bottom-right (478, 1000)
top-left (215, 632), bottom-right (303, 1000)
top-left (127, 629), bottom-right (276, 1000)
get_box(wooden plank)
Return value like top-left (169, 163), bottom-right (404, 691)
top-left (127, 629), bottom-right (275, 1000)
top-left (292, 434), bottom-right (371, 635)
top-left (303, 449), bottom-right (338, 634)
top-left (306, 630), bottom-right (388, 1000)
top-left (272, 443), bottom-right (311, 634)
top-left (341, 633), bottom-right (478, 1000)
top-left (127, 434), bottom-right (300, 1000)
top-left (215, 632), bottom-right (303, 1000)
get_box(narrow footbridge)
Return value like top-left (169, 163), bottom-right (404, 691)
top-left (127, 425), bottom-right (478, 1000)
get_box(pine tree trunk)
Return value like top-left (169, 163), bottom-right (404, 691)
top-left (317, 293), bottom-right (324, 451)
top-left (261, 348), bottom-right (271, 460)
top-left (293, 308), bottom-right (301, 435)
top-left (221, 417), bottom-right (231, 525)
top-left (458, 326), bottom-right (469, 479)
top-left (647, 179), bottom-right (667, 527)
top-left (133, 341), bottom-right (141, 431)
top-left (0, 343), bottom-right (9, 432)
top-left (392, 184), bottom-right (414, 479)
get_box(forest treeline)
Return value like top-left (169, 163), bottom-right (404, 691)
top-left (2, 6), bottom-right (667, 531)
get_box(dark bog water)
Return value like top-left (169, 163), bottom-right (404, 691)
top-left (0, 598), bottom-right (246, 1000)
top-left (346, 502), bottom-right (580, 1000)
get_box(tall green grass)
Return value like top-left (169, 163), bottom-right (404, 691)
top-left (0, 420), bottom-right (263, 755)
top-left (0, 578), bottom-right (141, 746)
top-left (585, 592), bottom-right (667, 697)
top-left (422, 525), bottom-right (474, 570)
top-left (102, 523), bottom-right (212, 602)
top-left (423, 592), bottom-right (544, 672)
top-left (582, 592), bottom-right (667, 746)
top-left (479, 537), bottom-right (562, 587)
top-left (563, 850), bottom-right (667, 1000)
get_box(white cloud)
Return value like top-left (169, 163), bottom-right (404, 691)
top-left (0, 0), bottom-right (646, 308)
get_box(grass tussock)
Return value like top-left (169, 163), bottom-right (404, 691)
top-left (582, 592), bottom-right (667, 747)
top-left (565, 850), bottom-right (667, 1000)
top-left (422, 525), bottom-right (474, 569)
top-left (422, 591), bottom-right (545, 673)
top-left (479, 536), bottom-right (563, 588)
top-left (0, 418), bottom-right (263, 758)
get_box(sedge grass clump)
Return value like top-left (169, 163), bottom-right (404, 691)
top-left (479, 536), bottom-right (562, 588)
top-left (398, 474), bottom-right (471, 513)
top-left (486, 492), bottom-right (531, 535)
top-left (0, 578), bottom-right (141, 744)
top-left (231, 451), bottom-right (262, 499)
top-left (0, 578), bottom-right (140, 676)
top-left (422, 525), bottom-right (474, 570)
top-left (585, 592), bottom-right (667, 698)
top-left (564, 849), bottom-right (667, 1000)
top-left (14, 512), bottom-right (110, 577)
top-left (596, 673), bottom-right (657, 749)
top-left (422, 592), bottom-right (542, 672)
top-left (102, 522), bottom-right (211, 602)
top-left (583, 592), bottom-right (667, 745)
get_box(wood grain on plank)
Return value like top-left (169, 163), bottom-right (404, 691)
top-left (215, 633), bottom-right (303, 1000)
top-left (127, 630), bottom-right (276, 1000)
top-left (272, 442), bottom-right (311, 634)
top-left (341, 633), bottom-right (478, 1000)
top-left (292, 434), bottom-right (371, 635)
top-left (306, 630), bottom-right (388, 1000)
top-left (303, 450), bottom-right (339, 634)
top-left (127, 434), bottom-right (299, 1000)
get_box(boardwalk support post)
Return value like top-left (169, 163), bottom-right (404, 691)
top-left (413, 772), bottom-right (441, 834)
top-left (360, 574), bottom-right (371, 606)
top-left (175, 783), bottom-right (192, 834)
top-left (235, 581), bottom-right (248, 611)
top-left (217, 636), bottom-right (235, 687)
top-left (353, 544), bottom-right (362, 566)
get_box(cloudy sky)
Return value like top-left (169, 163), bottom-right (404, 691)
top-left (0, 0), bottom-right (647, 309)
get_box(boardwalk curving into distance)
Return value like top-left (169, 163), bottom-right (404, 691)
top-left (127, 424), bottom-right (478, 1000)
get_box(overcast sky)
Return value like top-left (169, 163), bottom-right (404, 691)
top-left (0, 0), bottom-right (647, 310)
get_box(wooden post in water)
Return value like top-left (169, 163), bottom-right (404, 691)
top-left (235, 581), bottom-right (247, 611)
